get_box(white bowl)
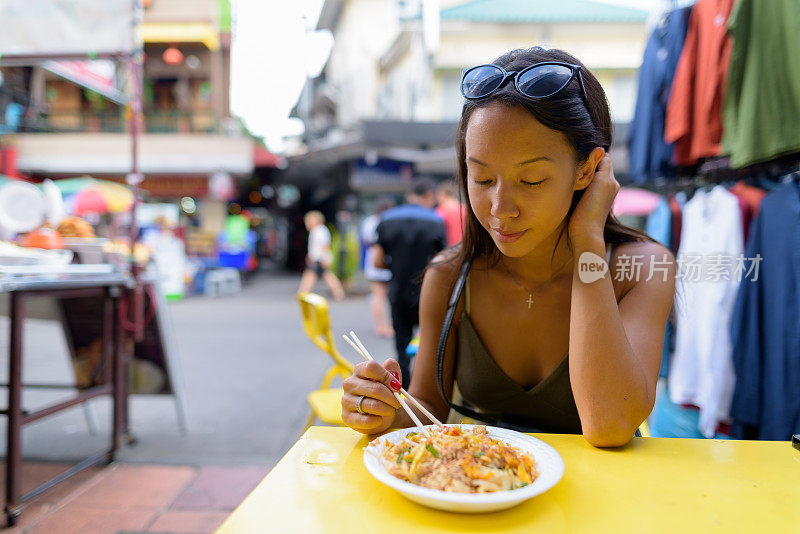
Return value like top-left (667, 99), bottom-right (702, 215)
top-left (363, 424), bottom-right (565, 513)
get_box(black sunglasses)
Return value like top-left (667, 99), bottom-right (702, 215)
top-left (460, 62), bottom-right (589, 106)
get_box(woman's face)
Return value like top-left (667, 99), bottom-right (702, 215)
top-left (465, 102), bottom-right (582, 258)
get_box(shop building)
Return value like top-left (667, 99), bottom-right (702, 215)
top-left (0, 0), bottom-right (258, 234)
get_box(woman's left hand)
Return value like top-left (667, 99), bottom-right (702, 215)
top-left (568, 156), bottom-right (620, 242)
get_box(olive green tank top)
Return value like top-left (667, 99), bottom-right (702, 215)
top-left (454, 243), bottom-right (615, 434)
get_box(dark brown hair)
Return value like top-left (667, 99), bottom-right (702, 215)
top-left (449, 46), bottom-right (653, 272)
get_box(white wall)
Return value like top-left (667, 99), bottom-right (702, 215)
top-left (325, 0), bottom-right (400, 127)
top-left (321, 3), bottom-right (648, 125)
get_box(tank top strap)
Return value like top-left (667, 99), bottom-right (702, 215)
top-left (465, 272), bottom-right (471, 315)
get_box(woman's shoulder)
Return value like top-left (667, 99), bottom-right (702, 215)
top-left (425, 247), bottom-right (462, 288)
top-left (421, 247), bottom-right (471, 320)
top-left (610, 239), bottom-right (676, 299)
top-left (611, 239), bottom-right (675, 266)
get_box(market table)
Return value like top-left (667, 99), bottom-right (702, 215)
top-left (0, 268), bottom-right (133, 526)
top-left (216, 426), bottom-right (800, 533)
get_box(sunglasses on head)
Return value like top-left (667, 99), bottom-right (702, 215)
top-left (460, 62), bottom-right (589, 106)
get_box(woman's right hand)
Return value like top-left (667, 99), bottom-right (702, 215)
top-left (342, 359), bottom-right (403, 435)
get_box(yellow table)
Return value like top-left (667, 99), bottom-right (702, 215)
top-left (217, 427), bottom-right (800, 533)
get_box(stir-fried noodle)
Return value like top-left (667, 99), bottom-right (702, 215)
top-left (378, 426), bottom-right (538, 493)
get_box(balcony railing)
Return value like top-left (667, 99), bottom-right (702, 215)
top-left (19, 110), bottom-right (221, 134)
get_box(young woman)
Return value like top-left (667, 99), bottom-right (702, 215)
top-left (341, 47), bottom-right (676, 447)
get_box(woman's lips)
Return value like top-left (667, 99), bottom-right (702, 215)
top-left (491, 228), bottom-right (527, 243)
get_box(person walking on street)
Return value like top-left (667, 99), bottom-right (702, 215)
top-left (435, 180), bottom-right (466, 247)
top-left (298, 211), bottom-right (346, 301)
top-left (373, 177), bottom-right (446, 388)
top-left (361, 198), bottom-right (395, 338)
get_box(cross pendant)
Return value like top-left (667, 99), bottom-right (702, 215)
top-left (526, 294), bottom-right (534, 309)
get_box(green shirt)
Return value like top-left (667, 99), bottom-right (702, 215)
top-left (721, 0), bottom-right (800, 168)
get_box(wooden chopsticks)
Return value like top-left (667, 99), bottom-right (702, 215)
top-left (343, 331), bottom-right (444, 428)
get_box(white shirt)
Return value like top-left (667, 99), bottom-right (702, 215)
top-left (360, 214), bottom-right (379, 245)
top-left (307, 224), bottom-right (332, 264)
top-left (360, 214), bottom-right (391, 282)
top-left (669, 186), bottom-right (743, 437)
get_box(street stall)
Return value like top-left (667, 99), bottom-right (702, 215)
top-left (0, 266), bottom-right (131, 526)
top-left (0, 212), bottom-right (188, 526)
top-left (0, 0), bottom-right (163, 526)
top-left (216, 426), bottom-right (800, 533)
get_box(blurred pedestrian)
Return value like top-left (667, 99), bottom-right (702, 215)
top-left (298, 211), bottom-right (345, 301)
top-left (373, 177), bottom-right (446, 387)
top-left (361, 198), bottom-right (395, 338)
top-left (435, 180), bottom-right (466, 246)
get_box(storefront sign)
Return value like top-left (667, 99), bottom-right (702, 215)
top-left (350, 158), bottom-right (413, 191)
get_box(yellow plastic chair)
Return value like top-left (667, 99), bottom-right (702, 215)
top-left (297, 292), bottom-right (355, 431)
top-left (639, 420), bottom-right (651, 438)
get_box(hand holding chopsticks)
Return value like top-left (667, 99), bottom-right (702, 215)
top-left (343, 331), bottom-right (444, 429)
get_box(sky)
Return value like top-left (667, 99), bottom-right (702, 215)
top-left (230, 0), bottom-right (665, 154)
top-left (230, 0), bottom-right (328, 152)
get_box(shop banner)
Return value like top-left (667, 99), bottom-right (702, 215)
top-left (0, 0), bottom-right (135, 57)
top-left (43, 60), bottom-right (127, 104)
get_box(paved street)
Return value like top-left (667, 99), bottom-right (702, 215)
top-left (0, 268), bottom-right (394, 469)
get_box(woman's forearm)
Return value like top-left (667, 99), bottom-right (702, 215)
top-left (568, 233), bottom-right (651, 446)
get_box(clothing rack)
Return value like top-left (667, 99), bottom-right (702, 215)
top-left (630, 152), bottom-right (800, 198)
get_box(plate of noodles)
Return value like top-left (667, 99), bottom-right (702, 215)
top-left (363, 424), bottom-right (564, 513)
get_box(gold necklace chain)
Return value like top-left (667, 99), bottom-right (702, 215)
top-left (500, 254), bottom-right (573, 309)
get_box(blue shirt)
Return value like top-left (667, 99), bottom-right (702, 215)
top-left (645, 196), bottom-right (674, 378)
top-left (627, 7), bottom-right (691, 183)
top-left (730, 180), bottom-right (800, 440)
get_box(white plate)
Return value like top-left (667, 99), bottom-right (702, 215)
top-left (0, 181), bottom-right (44, 233)
top-left (363, 424), bottom-right (565, 513)
top-left (42, 179), bottom-right (64, 226)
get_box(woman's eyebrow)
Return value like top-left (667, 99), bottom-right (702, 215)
top-left (466, 156), bottom-right (552, 167)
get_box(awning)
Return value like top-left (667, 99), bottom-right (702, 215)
top-left (12, 133), bottom-right (254, 175)
top-left (254, 145), bottom-right (285, 168)
top-left (141, 22), bottom-right (220, 51)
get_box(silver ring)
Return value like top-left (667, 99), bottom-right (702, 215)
top-left (355, 395), bottom-right (367, 415)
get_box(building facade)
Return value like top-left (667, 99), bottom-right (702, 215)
top-left (0, 0), bottom-right (257, 233)
top-left (288, 0), bottom-right (649, 211)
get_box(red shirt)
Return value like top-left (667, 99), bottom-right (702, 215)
top-left (665, 0), bottom-right (734, 165)
top-left (435, 202), bottom-right (466, 247)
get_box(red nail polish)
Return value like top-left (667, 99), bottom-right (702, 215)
top-left (390, 379), bottom-right (401, 391)
top-left (390, 372), bottom-right (399, 380)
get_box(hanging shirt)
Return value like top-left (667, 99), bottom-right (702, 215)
top-left (730, 180), bottom-right (800, 440)
top-left (729, 181), bottom-right (766, 218)
top-left (728, 181), bottom-right (767, 247)
top-left (669, 185), bottom-right (743, 438)
top-left (645, 196), bottom-right (673, 248)
top-left (628, 7), bottom-right (691, 183)
top-left (645, 197), bottom-right (674, 379)
top-left (664, 0), bottom-right (734, 166)
top-left (721, 0), bottom-right (800, 168)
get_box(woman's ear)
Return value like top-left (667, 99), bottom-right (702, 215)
top-left (573, 147), bottom-right (606, 191)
